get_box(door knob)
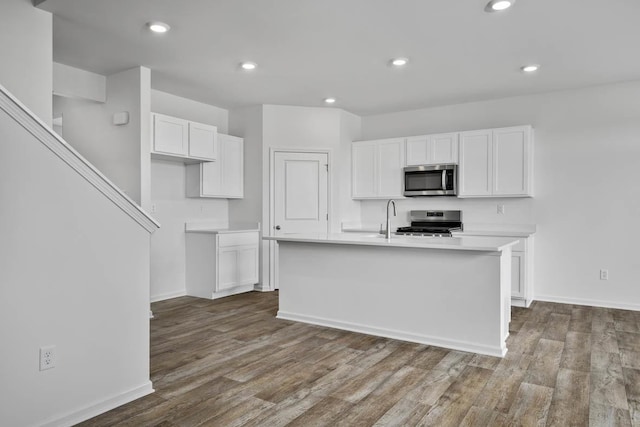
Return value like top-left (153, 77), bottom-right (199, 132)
top-left (275, 225), bottom-right (281, 230)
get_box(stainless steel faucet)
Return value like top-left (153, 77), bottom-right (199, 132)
top-left (385, 199), bottom-right (396, 239)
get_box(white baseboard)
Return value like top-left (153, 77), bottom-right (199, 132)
top-left (213, 284), bottom-right (255, 299)
top-left (253, 283), bottom-right (272, 292)
top-left (41, 381), bottom-right (154, 427)
top-left (277, 310), bottom-right (506, 358)
top-left (150, 290), bottom-right (187, 302)
top-left (534, 295), bottom-right (640, 312)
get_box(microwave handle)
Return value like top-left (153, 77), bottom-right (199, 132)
top-left (442, 170), bottom-right (447, 190)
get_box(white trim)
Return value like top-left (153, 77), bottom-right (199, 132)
top-left (267, 148), bottom-right (333, 291)
top-left (213, 284), bottom-right (256, 299)
top-left (150, 290), bottom-right (187, 303)
top-left (0, 84), bottom-right (160, 234)
top-left (277, 310), bottom-right (506, 358)
top-left (534, 295), bottom-right (640, 312)
top-left (40, 381), bottom-right (154, 427)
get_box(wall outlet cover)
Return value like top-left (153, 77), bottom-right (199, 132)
top-left (39, 345), bottom-right (56, 371)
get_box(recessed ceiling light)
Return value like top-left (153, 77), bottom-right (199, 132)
top-left (324, 98), bottom-right (337, 104)
top-left (240, 62), bottom-right (257, 71)
top-left (521, 64), bottom-right (540, 73)
top-left (390, 57), bottom-right (409, 67)
top-left (147, 22), bottom-right (170, 33)
top-left (485, 0), bottom-right (515, 12)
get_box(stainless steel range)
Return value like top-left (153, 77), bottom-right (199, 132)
top-left (396, 210), bottom-right (462, 237)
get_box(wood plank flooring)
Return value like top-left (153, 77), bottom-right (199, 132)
top-left (79, 292), bottom-right (640, 426)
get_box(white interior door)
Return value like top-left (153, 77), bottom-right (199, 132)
top-left (273, 151), bottom-right (329, 234)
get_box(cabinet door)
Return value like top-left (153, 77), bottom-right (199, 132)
top-left (237, 246), bottom-right (259, 285)
top-left (377, 139), bottom-right (404, 197)
top-left (511, 252), bottom-right (524, 298)
top-left (152, 114), bottom-right (188, 156)
top-left (221, 135), bottom-right (244, 198)
top-left (188, 122), bottom-right (217, 160)
top-left (430, 133), bottom-right (459, 164)
top-left (201, 158), bottom-right (222, 197)
top-left (217, 247), bottom-right (239, 291)
top-left (459, 130), bottom-right (493, 196)
top-left (493, 126), bottom-right (531, 196)
top-left (352, 142), bottom-right (377, 198)
top-left (405, 135), bottom-right (429, 166)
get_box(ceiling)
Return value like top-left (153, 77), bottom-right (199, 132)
top-left (38, 0), bottom-right (640, 116)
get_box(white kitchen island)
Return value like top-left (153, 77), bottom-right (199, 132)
top-left (264, 233), bottom-right (519, 357)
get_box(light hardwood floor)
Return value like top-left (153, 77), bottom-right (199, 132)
top-left (79, 292), bottom-right (640, 426)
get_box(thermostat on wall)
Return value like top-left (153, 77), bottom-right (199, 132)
top-left (112, 111), bottom-right (129, 126)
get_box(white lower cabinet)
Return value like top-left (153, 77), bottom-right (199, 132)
top-left (511, 251), bottom-right (524, 299)
top-left (186, 230), bottom-right (259, 299)
top-left (509, 236), bottom-right (533, 308)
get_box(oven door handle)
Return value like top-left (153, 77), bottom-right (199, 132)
top-left (441, 170), bottom-right (447, 190)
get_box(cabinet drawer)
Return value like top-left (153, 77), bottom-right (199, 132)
top-left (218, 232), bottom-right (258, 248)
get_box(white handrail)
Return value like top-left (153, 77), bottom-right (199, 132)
top-left (0, 83), bottom-right (160, 233)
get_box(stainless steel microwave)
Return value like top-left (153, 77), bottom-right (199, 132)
top-left (404, 164), bottom-right (458, 197)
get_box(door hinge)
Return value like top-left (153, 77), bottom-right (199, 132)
top-left (326, 213), bottom-right (329, 220)
top-left (325, 164), bottom-right (329, 171)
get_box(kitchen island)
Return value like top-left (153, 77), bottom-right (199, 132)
top-left (264, 233), bottom-right (519, 357)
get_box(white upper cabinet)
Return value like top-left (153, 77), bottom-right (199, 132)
top-left (188, 122), bottom-right (218, 160)
top-left (458, 125), bottom-right (533, 198)
top-left (352, 138), bottom-right (404, 199)
top-left (152, 113), bottom-right (188, 157)
top-left (459, 129), bottom-right (493, 196)
top-left (186, 133), bottom-right (244, 199)
top-left (151, 113), bottom-right (217, 162)
top-left (405, 132), bottom-right (459, 166)
top-left (493, 127), bottom-right (531, 196)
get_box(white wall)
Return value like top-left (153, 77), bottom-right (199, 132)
top-left (53, 62), bottom-right (106, 102)
top-left (0, 0), bottom-right (52, 125)
top-left (0, 92), bottom-right (153, 427)
top-left (54, 67), bottom-right (151, 205)
top-left (255, 105), bottom-right (361, 288)
top-left (150, 90), bottom-right (230, 301)
top-left (360, 81), bottom-right (640, 310)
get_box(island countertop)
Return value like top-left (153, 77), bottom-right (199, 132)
top-left (264, 233), bottom-right (519, 252)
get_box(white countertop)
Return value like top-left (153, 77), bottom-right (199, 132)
top-left (185, 222), bottom-right (260, 234)
top-left (264, 233), bottom-right (519, 252)
top-left (454, 223), bottom-right (536, 237)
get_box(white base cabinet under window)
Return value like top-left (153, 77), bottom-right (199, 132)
top-left (186, 230), bottom-right (259, 299)
top-left (186, 134), bottom-right (244, 198)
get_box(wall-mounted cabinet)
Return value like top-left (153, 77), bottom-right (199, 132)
top-left (186, 134), bottom-right (244, 199)
top-left (151, 113), bottom-right (217, 163)
top-left (352, 138), bottom-right (405, 199)
top-left (458, 125), bottom-right (533, 198)
top-left (186, 230), bottom-right (259, 300)
top-left (405, 132), bottom-right (458, 166)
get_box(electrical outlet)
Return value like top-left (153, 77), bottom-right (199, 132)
top-left (497, 204), bottom-right (505, 215)
top-left (600, 269), bottom-right (609, 280)
top-left (39, 345), bottom-right (56, 371)
top-left (151, 204), bottom-right (157, 213)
